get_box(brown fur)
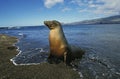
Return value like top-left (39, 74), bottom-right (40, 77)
top-left (44, 20), bottom-right (84, 64)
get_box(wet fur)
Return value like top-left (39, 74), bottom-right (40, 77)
top-left (44, 20), bottom-right (84, 64)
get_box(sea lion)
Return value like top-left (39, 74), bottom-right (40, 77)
top-left (44, 20), bottom-right (84, 64)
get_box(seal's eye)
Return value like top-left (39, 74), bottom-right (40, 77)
top-left (48, 23), bottom-right (55, 29)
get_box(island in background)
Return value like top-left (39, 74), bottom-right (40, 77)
top-left (64, 15), bottom-right (120, 25)
top-left (0, 15), bottom-right (120, 30)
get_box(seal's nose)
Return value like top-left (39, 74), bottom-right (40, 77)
top-left (44, 21), bottom-right (51, 29)
top-left (44, 21), bottom-right (47, 25)
top-left (44, 21), bottom-right (51, 26)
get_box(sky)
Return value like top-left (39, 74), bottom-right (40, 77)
top-left (0, 0), bottom-right (120, 27)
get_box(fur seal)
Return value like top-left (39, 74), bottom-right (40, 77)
top-left (44, 20), bottom-right (84, 64)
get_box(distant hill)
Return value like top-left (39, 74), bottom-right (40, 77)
top-left (66, 15), bottom-right (120, 25)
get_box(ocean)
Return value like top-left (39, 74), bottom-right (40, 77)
top-left (0, 24), bottom-right (120, 79)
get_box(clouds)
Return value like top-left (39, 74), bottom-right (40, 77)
top-left (95, 0), bottom-right (120, 15)
top-left (62, 7), bottom-right (71, 12)
top-left (43, 0), bottom-right (120, 15)
top-left (71, 0), bottom-right (120, 15)
top-left (44, 0), bottom-right (64, 8)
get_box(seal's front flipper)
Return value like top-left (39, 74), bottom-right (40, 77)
top-left (64, 51), bottom-right (72, 66)
top-left (64, 52), bottom-right (67, 63)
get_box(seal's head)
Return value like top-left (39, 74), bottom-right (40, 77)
top-left (44, 20), bottom-right (61, 30)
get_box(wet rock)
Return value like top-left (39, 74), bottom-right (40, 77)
top-left (7, 46), bottom-right (17, 50)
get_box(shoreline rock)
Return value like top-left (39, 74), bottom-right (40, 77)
top-left (0, 34), bottom-right (80, 79)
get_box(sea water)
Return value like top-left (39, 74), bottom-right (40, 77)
top-left (0, 24), bottom-right (120, 79)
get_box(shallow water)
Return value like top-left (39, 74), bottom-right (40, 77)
top-left (0, 24), bottom-right (120, 79)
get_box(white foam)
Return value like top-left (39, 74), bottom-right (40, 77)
top-left (10, 58), bottom-right (45, 66)
top-left (72, 66), bottom-right (84, 78)
top-left (78, 72), bottom-right (83, 78)
top-left (10, 38), bottom-right (23, 66)
top-left (10, 47), bottom-right (45, 66)
top-left (12, 38), bottom-right (22, 56)
top-left (18, 33), bottom-right (23, 36)
top-left (10, 38), bottom-right (46, 66)
top-left (10, 59), bottom-right (18, 66)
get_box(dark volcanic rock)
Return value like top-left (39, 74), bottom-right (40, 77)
top-left (7, 46), bottom-right (17, 50)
